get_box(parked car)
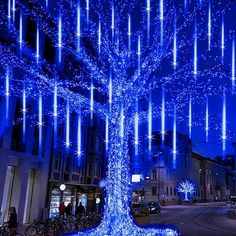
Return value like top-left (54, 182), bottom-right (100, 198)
top-left (148, 202), bottom-right (161, 214)
top-left (131, 203), bottom-right (150, 216)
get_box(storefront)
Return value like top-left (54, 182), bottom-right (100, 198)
top-left (48, 183), bottom-right (103, 218)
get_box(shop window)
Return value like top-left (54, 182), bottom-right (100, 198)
top-left (152, 187), bottom-right (157, 196)
top-left (49, 189), bottom-right (61, 218)
top-left (152, 169), bottom-right (157, 179)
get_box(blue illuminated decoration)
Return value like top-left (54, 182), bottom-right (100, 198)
top-left (134, 101), bottom-right (139, 155)
top-left (173, 9), bottom-right (177, 69)
top-left (177, 180), bottom-right (195, 201)
top-left (188, 96), bottom-right (192, 139)
top-left (90, 80), bottom-right (94, 122)
top-left (111, 2), bottom-right (114, 39)
top-left (205, 96), bottom-right (209, 143)
top-left (36, 23), bottom-right (40, 63)
top-left (38, 93), bottom-right (43, 157)
top-left (53, 83), bottom-right (58, 148)
top-left (146, 0), bottom-right (150, 45)
top-left (5, 68), bottom-right (10, 121)
top-left (86, 0), bottom-right (89, 26)
top-left (12, 0), bottom-right (15, 22)
top-left (148, 92), bottom-right (152, 152)
top-left (77, 3), bottom-right (81, 52)
top-left (208, 0), bottom-right (211, 51)
top-left (22, 89), bottom-right (27, 143)
top-left (232, 35), bottom-right (235, 88)
top-left (128, 14), bottom-right (131, 56)
top-left (172, 105), bottom-right (177, 169)
top-left (19, 12), bottom-right (23, 49)
top-left (98, 20), bottom-right (101, 54)
top-left (137, 35), bottom-right (141, 76)
top-left (65, 99), bottom-right (71, 148)
top-left (222, 91), bottom-right (227, 155)
top-left (160, 0), bottom-right (164, 47)
top-left (221, 13), bottom-right (225, 60)
top-left (1, 0), bottom-right (235, 235)
top-left (77, 111), bottom-right (82, 157)
top-left (161, 87), bottom-right (165, 145)
top-left (58, 15), bottom-right (62, 64)
top-left (194, 18), bottom-right (198, 76)
top-left (105, 115), bottom-right (109, 152)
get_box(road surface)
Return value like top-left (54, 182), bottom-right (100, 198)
top-left (134, 203), bottom-right (236, 236)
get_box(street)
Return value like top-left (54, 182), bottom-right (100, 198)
top-left (134, 203), bottom-right (236, 236)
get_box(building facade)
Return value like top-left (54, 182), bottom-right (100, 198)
top-left (0, 0), bottom-right (106, 225)
top-left (131, 131), bottom-right (236, 204)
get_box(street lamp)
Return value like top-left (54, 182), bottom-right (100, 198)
top-left (59, 183), bottom-right (66, 192)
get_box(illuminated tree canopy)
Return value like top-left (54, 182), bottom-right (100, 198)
top-left (177, 180), bottom-right (195, 201)
top-left (0, 0), bottom-right (235, 235)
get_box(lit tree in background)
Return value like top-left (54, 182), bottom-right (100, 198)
top-left (0, 0), bottom-right (235, 235)
top-left (177, 180), bottom-right (195, 201)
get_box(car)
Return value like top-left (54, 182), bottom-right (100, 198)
top-left (131, 203), bottom-right (150, 216)
top-left (148, 202), bottom-right (161, 214)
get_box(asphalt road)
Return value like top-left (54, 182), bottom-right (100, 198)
top-left (134, 203), bottom-right (236, 236)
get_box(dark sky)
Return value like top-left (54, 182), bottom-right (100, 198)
top-left (151, 1), bottom-right (236, 159)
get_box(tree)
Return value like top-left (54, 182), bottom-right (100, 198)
top-left (0, 0), bottom-right (233, 235)
top-left (177, 180), bottom-right (195, 201)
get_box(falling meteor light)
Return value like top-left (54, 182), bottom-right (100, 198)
top-left (134, 101), bottom-right (139, 155)
top-left (65, 99), bottom-right (70, 148)
top-left (148, 92), bottom-right (152, 152)
top-left (193, 18), bottom-right (198, 76)
top-left (188, 96), bottom-right (192, 139)
top-left (172, 105), bottom-right (177, 169)
top-left (161, 88), bottom-right (165, 144)
top-left (208, 1), bottom-right (211, 51)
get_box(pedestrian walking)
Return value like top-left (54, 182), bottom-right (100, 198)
top-left (59, 202), bottom-right (66, 217)
top-left (76, 202), bottom-right (85, 218)
top-left (66, 203), bottom-right (72, 217)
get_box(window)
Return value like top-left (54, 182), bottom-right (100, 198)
top-left (210, 185), bottom-right (213, 194)
top-left (152, 187), bottom-right (157, 196)
top-left (170, 187), bottom-right (173, 196)
top-left (65, 156), bottom-right (71, 171)
top-left (166, 187), bottom-right (169, 196)
top-left (152, 169), bottom-right (157, 179)
top-left (54, 153), bottom-right (61, 171)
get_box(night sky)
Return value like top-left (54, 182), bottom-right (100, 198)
top-left (151, 1), bottom-right (236, 159)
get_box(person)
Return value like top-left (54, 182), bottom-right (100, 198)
top-left (66, 203), bottom-right (72, 217)
top-left (76, 202), bottom-right (85, 218)
top-left (8, 207), bottom-right (17, 233)
top-left (58, 202), bottom-right (66, 217)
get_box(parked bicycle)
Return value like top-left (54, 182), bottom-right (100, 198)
top-left (0, 222), bottom-right (23, 236)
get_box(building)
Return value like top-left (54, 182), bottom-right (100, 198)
top-left (131, 131), bottom-right (236, 204)
top-left (0, 1), bottom-right (106, 225)
top-left (48, 116), bottom-right (106, 218)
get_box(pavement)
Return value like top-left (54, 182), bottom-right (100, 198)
top-left (134, 202), bottom-right (236, 236)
